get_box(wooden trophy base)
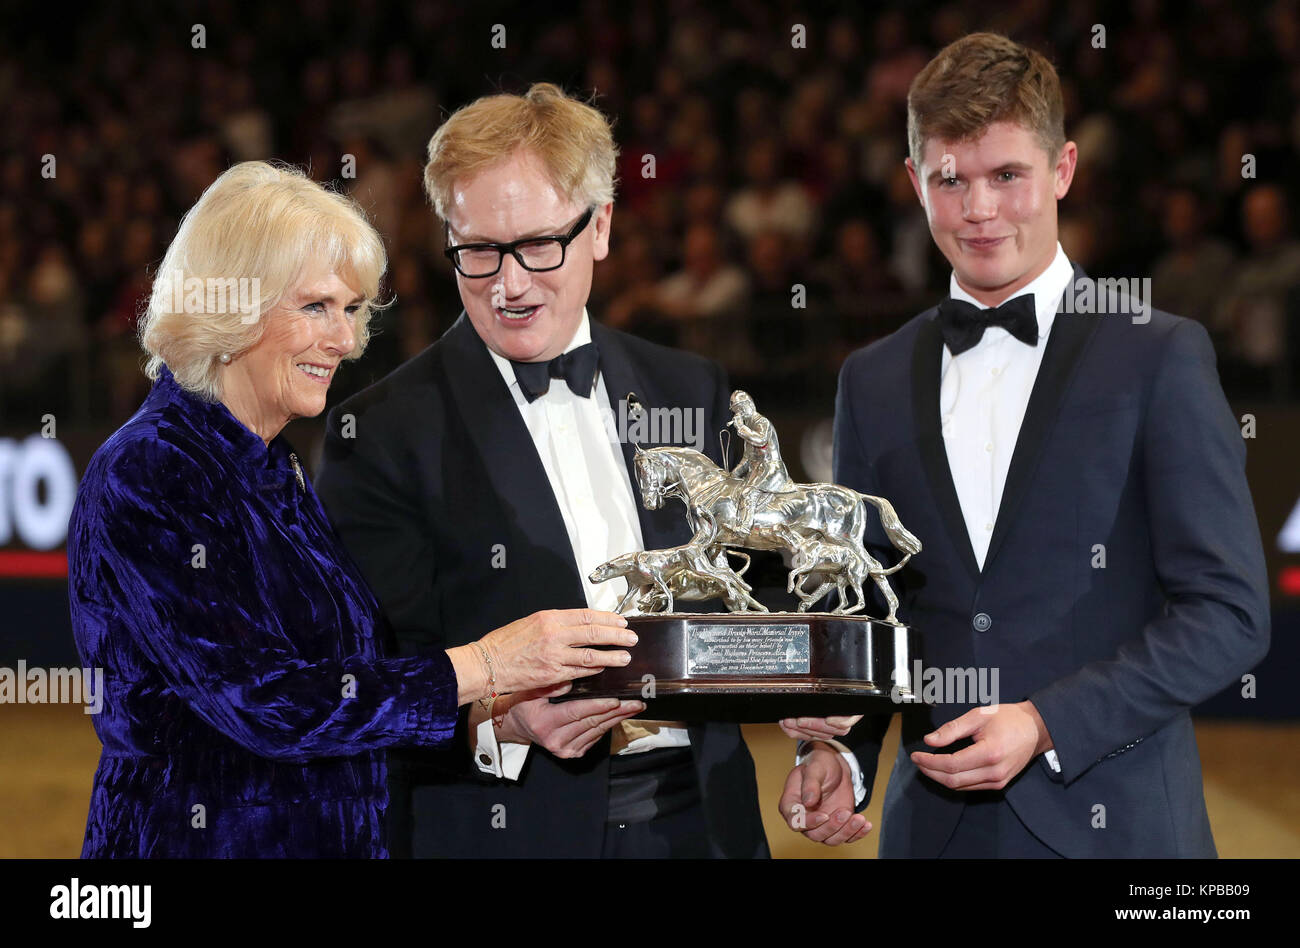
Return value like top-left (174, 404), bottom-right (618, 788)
top-left (558, 613), bottom-right (924, 722)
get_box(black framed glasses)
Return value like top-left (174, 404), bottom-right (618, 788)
top-left (444, 206), bottom-right (596, 278)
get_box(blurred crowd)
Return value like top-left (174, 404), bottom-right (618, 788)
top-left (3, 0), bottom-right (1300, 428)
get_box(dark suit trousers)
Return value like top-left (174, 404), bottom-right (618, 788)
top-left (939, 791), bottom-right (1063, 858)
top-left (601, 806), bottom-right (711, 858)
top-left (601, 746), bottom-right (711, 858)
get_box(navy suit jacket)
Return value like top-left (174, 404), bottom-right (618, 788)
top-left (835, 266), bottom-right (1270, 857)
top-left (315, 312), bottom-right (769, 858)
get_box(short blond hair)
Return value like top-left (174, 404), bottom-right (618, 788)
top-left (139, 161), bottom-right (387, 401)
top-left (423, 82), bottom-right (618, 221)
top-left (907, 32), bottom-right (1065, 167)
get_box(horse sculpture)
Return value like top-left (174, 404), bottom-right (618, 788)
top-left (628, 444), bottom-right (920, 622)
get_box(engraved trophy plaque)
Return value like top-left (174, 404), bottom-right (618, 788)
top-left (560, 390), bottom-right (925, 722)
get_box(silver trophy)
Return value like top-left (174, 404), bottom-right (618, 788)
top-left (567, 392), bottom-right (925, 720)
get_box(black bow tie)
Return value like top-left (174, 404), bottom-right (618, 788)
top-left (936, 294), bottom-right (1039, 356)
top-left (510, 342), bottom-right (599, 403)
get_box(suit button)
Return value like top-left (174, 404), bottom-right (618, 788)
top-left (972, 612), bottom-right (992, 632)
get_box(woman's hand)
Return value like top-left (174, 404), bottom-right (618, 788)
top-left (449, 609), bottom-right (637, 705)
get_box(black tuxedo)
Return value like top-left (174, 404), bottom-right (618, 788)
top-left (835, 265), bottom-right (1270, 857)
top-left (315, 312), bottom-right (769, 858)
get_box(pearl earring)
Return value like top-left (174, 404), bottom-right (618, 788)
top-left (219, 353), bottom-right (231, 364)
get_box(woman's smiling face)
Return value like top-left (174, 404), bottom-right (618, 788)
top-left (220, 264), bottom-right (362, 442)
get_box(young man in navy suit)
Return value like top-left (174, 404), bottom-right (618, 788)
top-left (778, 33), bottom-right (1269, 857)
top-left (316, 83), bottom-right (768, 858)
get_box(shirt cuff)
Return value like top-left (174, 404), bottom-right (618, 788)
top-left (795, 739), bottom-right (867, 808)
top-left (614, 724), bottom-right (692, 755)
top-left (1043, 748), bottom-right (1061, 772)
top-left (472, 713), bottom-right (530, 780)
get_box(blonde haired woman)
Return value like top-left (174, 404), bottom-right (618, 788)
top-left (68, 161), bottom-right (634, 858)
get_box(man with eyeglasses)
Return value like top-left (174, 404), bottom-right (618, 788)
top-left (316, 83), bottom-right (769, 859)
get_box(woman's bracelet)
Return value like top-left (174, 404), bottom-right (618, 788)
top-left (488, 694), bottom-right (507, 730)
top-left (473, 640), bottom-right (497, 712)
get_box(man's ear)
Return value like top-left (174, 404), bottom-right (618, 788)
top-left (1053, 142), bottom-right (1078, 200)
top-left (592, 201), bottom-right (614, 262)
top-left (905, 157), bottom-right (926, 209)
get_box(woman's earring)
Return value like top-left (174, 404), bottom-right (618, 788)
top-left (219, 353), bottom-right (231, 364)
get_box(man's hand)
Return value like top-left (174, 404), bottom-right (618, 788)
top-left (732, 419), bottom-right (766, 445)
top-left (778, 743), bottom-right (871, 845)
top-left (911, 701), bottom-right (1053, 791)
top-left (493, 683), bottom-right (644, 759)
top-left (779, 714), bottom-right (862, 742)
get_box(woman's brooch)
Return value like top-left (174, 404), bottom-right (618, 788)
top-left (289, 453), bottom-right (305, 493)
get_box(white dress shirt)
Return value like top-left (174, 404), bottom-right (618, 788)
top-left (473, 310), bottom-right (691, 779)
top-left (941, 243), bottom-right (1073, 570)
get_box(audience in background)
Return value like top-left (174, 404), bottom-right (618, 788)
top-left (2, 1), bottom-right (1298, 424)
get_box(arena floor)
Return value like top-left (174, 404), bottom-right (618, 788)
top-left (2, 705), bottom-right (1296, 858)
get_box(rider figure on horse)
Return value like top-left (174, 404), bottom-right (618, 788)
top-left (729, 390), bottom-right (795, 530)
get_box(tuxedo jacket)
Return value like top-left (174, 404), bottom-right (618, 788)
top-left (315, 313), bottom-right (770, 858)
top-left (836, 265), bottom-right (1270, 857)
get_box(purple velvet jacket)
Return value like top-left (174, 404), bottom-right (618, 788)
top-left (68, 366), bottom-right (459, 857)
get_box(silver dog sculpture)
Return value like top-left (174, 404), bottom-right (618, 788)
top-left (589, 545), bottom-right (765, 615)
